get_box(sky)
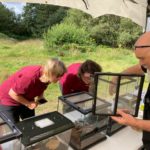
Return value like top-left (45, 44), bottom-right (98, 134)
top-left (2, 2), bottom-right (25, 14)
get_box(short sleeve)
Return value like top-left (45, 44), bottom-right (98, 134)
top-left (11, 73), bottom-right (32, 95)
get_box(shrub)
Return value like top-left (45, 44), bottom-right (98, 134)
top-left (43, 23), bottom-right (95, 50)
top-left (0, 32), bottom-right (9, 39)
top-left (117, 32), bottom-right (134, 48)
top-left (117, 30), bottom-right (142, 48)
top-left (90, 23), bottom-right (118, 47)
top-left (117, 18), bottom-right (142, 48)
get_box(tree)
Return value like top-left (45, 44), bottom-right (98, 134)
top-left (117, 18), bottom-right (142, 48)
top-left (0, 3), bottom-right (16, 35)
top-left (63, 9), bottom-right (92, 29)
top-left (90, 15), bottom-right (121, 47)
top-left (63, 9), bottom-right (142, 48)
top-left (22, 3), bottom-right (68, 37)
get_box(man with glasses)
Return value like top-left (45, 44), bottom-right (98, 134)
top-left (111, 32), bottom-right (150, 150)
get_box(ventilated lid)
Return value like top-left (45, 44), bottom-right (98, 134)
top-left (16, 111), bottom-right (74, 146)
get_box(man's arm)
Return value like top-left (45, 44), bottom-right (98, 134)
top-left (9, 88), bottom-right (38, 109)
top-left (121, 64), bottom-right (144, 74)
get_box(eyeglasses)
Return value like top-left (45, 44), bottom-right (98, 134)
top-left (134, 45), bottom-right (150, 49)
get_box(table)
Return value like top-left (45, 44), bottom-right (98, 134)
top-left (69, 126), bottom-right (142, 150)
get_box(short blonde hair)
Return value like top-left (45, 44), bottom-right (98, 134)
top-left (42, 58), bottom-right (66, 82)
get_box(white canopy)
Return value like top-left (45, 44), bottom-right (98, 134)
top-left (1, 0), bottom-right (148, 29)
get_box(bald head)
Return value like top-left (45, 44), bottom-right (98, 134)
top-left (134, 32), bottom-right (150, 70)
top-left (135, 31), bottom-right (150, 47)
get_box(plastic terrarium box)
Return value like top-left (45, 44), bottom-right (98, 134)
top-left (0, 112), bottom-right (22, 150)
top-left (16, 111), bottom-right (74, 150)
top-left (58, 92), bottom-right (107, 150)
top-left (92, 72), bottom-right (145, 135)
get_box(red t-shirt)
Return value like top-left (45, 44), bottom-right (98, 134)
top-left (0, 66), bottom-right (48, 106)
top-left (60, 63), bottom-right (89, 95)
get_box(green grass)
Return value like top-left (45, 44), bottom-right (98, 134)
top-left (0, 37), bottom-right (143, 115)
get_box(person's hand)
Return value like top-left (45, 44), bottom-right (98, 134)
top-left (26, 101), bottom-right (38, 109)
top-left (111, 109), bottom-right (137, 126)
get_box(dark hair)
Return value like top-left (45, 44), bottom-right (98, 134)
top-left (78, 60), bottom-right (102, 78)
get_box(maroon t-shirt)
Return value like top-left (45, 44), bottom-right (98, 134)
top-left (60, 63), bottom-right (89, 95)
top-left (0, 66), bottom-right (48, 106)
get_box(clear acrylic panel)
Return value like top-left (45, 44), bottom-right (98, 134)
top-left (93, 73), bottom-right (144, 116)
top-left (64, 93), bottom-right (93, 103)
top-left (1, 139), bottom-right (22, 150)
top-left (0, 124), bottom-right (13, 136)
top-left (75, 99), bottom-right (93, 110)
top-left (117, 76), bottom-right (141, 115)
top-left (95, 75), bottom-right (117, 115)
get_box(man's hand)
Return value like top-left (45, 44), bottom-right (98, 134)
top-left (111, 109), bottom-right (137, 126)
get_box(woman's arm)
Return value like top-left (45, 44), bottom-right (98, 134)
top-left (9, 88), bottom-right (38, 109)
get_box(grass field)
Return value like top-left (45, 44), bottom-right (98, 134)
top-left (0, 37), bottom-right (144, 115)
